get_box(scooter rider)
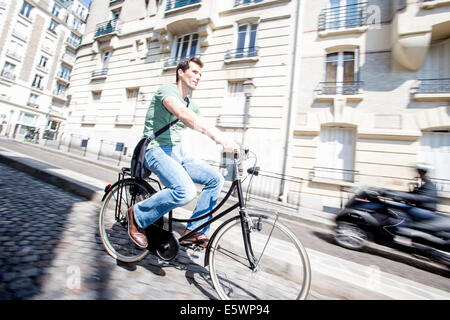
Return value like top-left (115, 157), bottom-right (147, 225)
top-left (380, 163), bottom-right (438, 222)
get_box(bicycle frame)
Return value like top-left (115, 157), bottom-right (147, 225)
top-left (172, 155), bottom-right (259, 270)
top-left (110, 153), bottom-right (259, 269)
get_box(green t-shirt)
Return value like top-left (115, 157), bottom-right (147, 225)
top-left (143, 83), bottom-right (200, 149)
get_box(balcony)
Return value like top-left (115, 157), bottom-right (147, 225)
top-left (61, 53), bottom-right (76, 66)
top-left (66, 37), bottom-right (81, 49)
top-left (94, 19), bottom-right (120, 39)
top-left (163, 56), bottom-right (201, 70)
top-left (411, 78), bottom-right (450, 101)
top-left (166, 0), bottom-right (201, 12)
top-left (91, 68), bottom-right (108, 80)
top-left (318, 2), bottom-right (368, 37)
top-left (224, 47), bottom-right (259, 64)
top-left (56, 74), bottom-right (71, 84)
top-left (314, 81), bottom-right (364, 101)
top-left (0, 71), bottom-right (16, 81)
top-left (53, 89), bottom-right (68, 102)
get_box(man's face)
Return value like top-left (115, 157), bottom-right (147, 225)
top-left (179, 62), bottom-right (202, 90)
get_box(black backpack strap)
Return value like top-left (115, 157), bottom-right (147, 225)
top-left (145, 97), bottom-right (190, 141)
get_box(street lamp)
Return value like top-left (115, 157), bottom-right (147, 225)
top-left (242, 79), bottom-right (255, 145)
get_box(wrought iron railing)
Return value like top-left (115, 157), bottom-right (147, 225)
top-left (412, 78), bottom-right (450, 94)
top-left (225, 47), bottom-right (259, 60)
top-left (315, 81), bottom-right (363, 95)
top-left (66, 37), bottom-right (81, 47)
top-left (318, 2), bottom-right (368, 31)
top-left (94, 19), bottom-right (119, 37)
top-left (166, 0), bottom-right (201, 11)
top-left (91, 68), bottom-right (108, 78)
top-left (163, 55), bottom-right (201, 69)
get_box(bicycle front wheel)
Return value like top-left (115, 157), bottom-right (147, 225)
top-left (99, 179), bottom-right (154, 263)
top-left (208, 214), bottom-right (311, 300)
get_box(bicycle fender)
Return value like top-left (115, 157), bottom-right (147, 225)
top-left (101, 178), bottom-right (155, 202)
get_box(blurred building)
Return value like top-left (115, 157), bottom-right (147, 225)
top-left (0, 0), bottom-right (89, 140)
top-left (293, 0), bottom-right (450, 212)
top-left (62, 0), bottom-right (449, 213)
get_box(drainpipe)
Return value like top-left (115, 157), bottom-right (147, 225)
top-left (279, 0), bottom-right (303, 202)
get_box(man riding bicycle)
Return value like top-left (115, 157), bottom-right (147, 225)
top-left (127, 57), bottom-right (235, 249)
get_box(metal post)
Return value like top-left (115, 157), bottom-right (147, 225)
top-left (98, 139), bottom-right (103, 160)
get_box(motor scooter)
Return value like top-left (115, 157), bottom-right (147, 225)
top-left (334, 187), bottom-right (450, 267)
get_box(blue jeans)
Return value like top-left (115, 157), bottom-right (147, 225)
top-left (133, 145), bottom-right (224, 234)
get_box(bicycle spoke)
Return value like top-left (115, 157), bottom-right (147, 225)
top-left (208, 215), bottom-right (311, 300)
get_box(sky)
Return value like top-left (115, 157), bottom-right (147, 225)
top-left (80, 0), bottom-right (92, 6)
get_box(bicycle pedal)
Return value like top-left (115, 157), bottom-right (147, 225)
top-left (181, 242), bottom-right (204, 251)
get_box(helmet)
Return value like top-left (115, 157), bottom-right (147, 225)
top-left (416, 162), bottom-right (433, 173)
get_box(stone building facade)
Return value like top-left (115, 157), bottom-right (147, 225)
top-left (0, 0), bottom-right (89, 140)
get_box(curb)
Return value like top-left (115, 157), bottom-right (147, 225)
top-left (0, 150), bottom-right (104, 203)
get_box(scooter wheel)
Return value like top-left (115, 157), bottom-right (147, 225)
top-left (335, 221), bottom-right (369, 251)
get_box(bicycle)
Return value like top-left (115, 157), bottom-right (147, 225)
top-left (98, 146), bottom-right (311, 300)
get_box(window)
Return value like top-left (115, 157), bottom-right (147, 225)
top-left (419, 131), bottom-right (450, 192)
top-left (49, 20), bottom-right (58, 33)
top-left (101, 50), bottom-right (112, 70)
top-left (219, 81), bottom-right (248, 126)
top-left (171, 33), bottom-right (199, 63)
top-left (71, 17), bottom-right (82, 32)
top-left (55, 83), bottom-right (67, 96)
top-left (326, 0), bottom-right (362, 30)
top-left (315, 126), bottom-right (356, 182)
top-left (89, 91), bottom-right (102, 115)
top-left (32, 74), bottom-right (44, 90)
top-left (235, 22), bottom-right (258, 58)
top-left (7, 40), bottom-right (23, 60)
top-left (416, 39), bottom-right (450, 94)
top-left (27, 93), bottom-right (39, 107)
top-left (324, 51), bottom-right (359, 94)
top-left (38, 56), bottom-right (48, 69)
top-left (13, 22), bottom-right (28, 40)
top-left (20, 2), bottom-right (33, 18)
top-left (126, 88), bottom-right (139, 102)
top-left (51, 4), bottom-right (61, 17)
top-left (1, 62), bottom-right (16, 80)
top-left (92, 91), bottom-right (102, 102)
top-left (68, 32), bottom-right (81, 47)
top-left (111, 8), bottom-right (121, 21)
top-left (58, 65), bottom-right (71, 80)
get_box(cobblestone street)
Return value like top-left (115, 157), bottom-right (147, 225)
top-left (0, 162), bottom-right (219, 300)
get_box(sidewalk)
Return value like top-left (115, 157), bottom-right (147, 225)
top-left (1, 137), bottom-right (449, 300)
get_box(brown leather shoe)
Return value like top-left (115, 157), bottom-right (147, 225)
top-left (181, 229), bottom-right (209, 248)
top-left (127, 205), bottom-right (148, 249)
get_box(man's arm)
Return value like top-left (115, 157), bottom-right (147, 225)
top-left (162, 96), bottom-right (234, 149)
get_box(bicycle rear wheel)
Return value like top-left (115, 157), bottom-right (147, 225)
top-left (208, 214), bottom-right (311, 300)
top-left (99, 179), bottom-right (154, 263)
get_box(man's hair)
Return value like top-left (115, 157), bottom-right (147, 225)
top-left (176, 57), bottom-right (203, 82)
